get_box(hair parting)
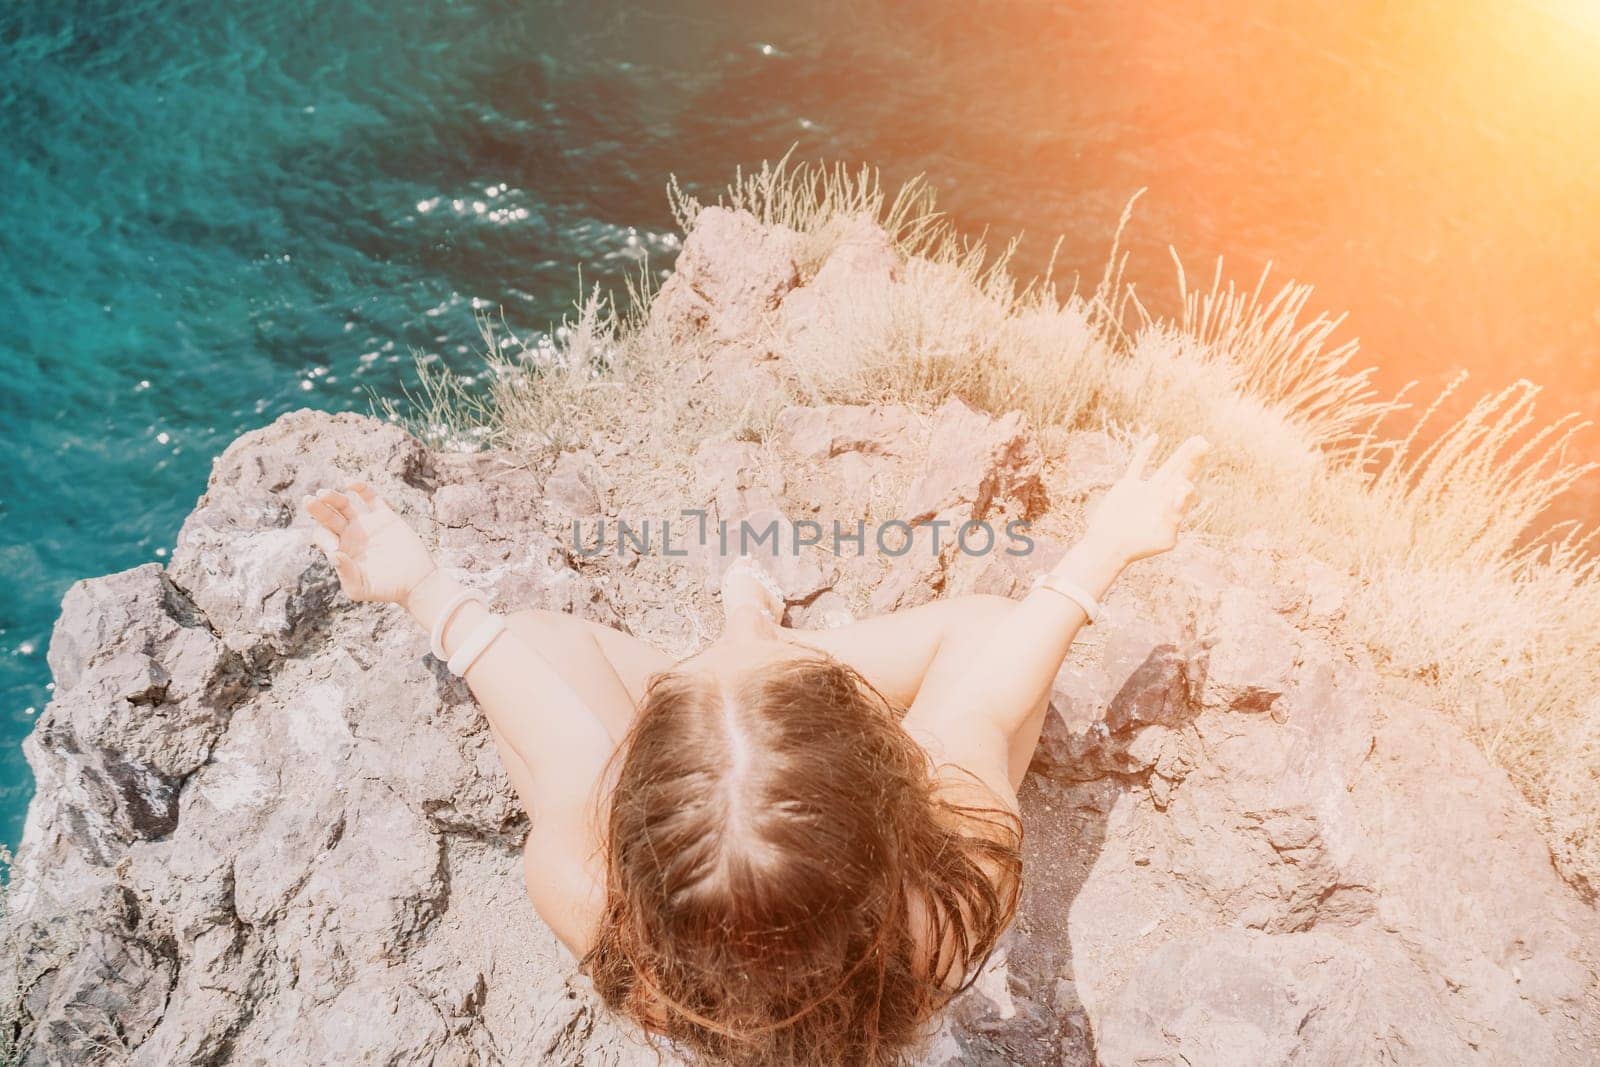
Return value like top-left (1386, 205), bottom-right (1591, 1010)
top-left (580, 653), bottom-right (1023, 1065)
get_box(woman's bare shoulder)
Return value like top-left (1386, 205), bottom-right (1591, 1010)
top-left (899, 714), bottom-right (1021, 819)
top-left (521, 825), bottom-right (605, 960)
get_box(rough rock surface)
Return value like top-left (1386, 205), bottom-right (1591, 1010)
top-left (4, 208), bottom-right (1598, 1066)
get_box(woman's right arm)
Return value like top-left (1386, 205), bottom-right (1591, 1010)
top-left (304, 483), bottom-right (615, 953)
top-left (399, 569), bottom-right (619, 818)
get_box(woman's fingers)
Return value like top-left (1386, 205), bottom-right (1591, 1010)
top-left (1125, 431), bottom-right (1211, 484)
top-left (304, 484), bottom-right (392, 531)
top-left (1158, 435), bottom-right (1211, 483)
top-left (1126, 434), bottom-right (1159, 479)
top-left (332, 551), bottom-right (367, 599)
top-left (305, 498), bottom-right (347, 533)
top-left (318, 490), bottom-right (358, 523)
top-left (347, 481), bottom-right (387, 514)
top-left (302, 486), bottom-right (387, 600)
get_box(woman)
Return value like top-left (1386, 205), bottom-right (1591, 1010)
top-left (302, 431), bottom-right (1208, 1065)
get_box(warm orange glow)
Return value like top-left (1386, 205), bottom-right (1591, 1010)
top-left (1539, 0), bottom-right (1600, 36)
top-left (1049, 0), bottom-right (1600, 525)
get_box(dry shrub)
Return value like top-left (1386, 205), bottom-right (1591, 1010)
top-left (671, 147), bottom-right (952, 281)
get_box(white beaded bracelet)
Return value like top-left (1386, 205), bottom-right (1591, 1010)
top-left (1031, 570), bottom-right (1103, 625)
top-left (431, 587), bottom-right (488, 661)
top-left (446, 614), bottom-right (508, 677)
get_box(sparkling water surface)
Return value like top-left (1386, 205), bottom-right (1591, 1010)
top-left (3, 0), bottom-right (1597, 848)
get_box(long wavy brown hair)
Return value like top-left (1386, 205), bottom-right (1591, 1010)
top-left (580, 652), bottom-right (1023, 1066)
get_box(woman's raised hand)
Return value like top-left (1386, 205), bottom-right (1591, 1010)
top-left (1083, 433), bottom-right (1211, 566)
top-left (302, 482), bottom-right (438, 605)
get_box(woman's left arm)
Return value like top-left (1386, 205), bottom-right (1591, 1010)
top-left (903, 434), bottom-right (1210, 804)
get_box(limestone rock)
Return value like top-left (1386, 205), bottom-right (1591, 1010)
top-left (693, 439), bottom-right (784, 522)
top-left (1092, 928), bottom-right (1468, 1064)
top-left (778, 212), bottom-right (902, 354)
top-left (902, 397), bottom-right (1045, 524)
top-left (1200, 586), bottom-right (1301, 715)
top-left (775, 403), bottom-right (921, 523)
top-left (650, 206), bottom-right (800, 344)
top-left (543, 448), bottom-right (607, 518)
top-left (168, 409), bottom-right (435, 667)
top-left (776, 403), bottom-right (920, 462)
top-left (29, 565), bottom-right (243, 859)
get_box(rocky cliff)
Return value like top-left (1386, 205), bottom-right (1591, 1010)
top-left (3, 205), bottom-right (1598, 1065)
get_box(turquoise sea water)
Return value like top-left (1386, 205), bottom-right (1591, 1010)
top-left (3, 0), bottom-right (1597, 848)
top-left (0, 0), bottom-right (694, 842)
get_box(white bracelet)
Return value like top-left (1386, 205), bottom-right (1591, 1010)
top-left (431, 587), bottom-right (488, 661)
top-left (446, 614), bottom-right (508, 676)
top-left (1031, 571), bottom-right (1103, 625)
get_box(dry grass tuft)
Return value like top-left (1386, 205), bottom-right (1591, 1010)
top-left (670, 147), bottom-right (955, 281)
top-left (403, 157), bottom-right (1600, 889)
